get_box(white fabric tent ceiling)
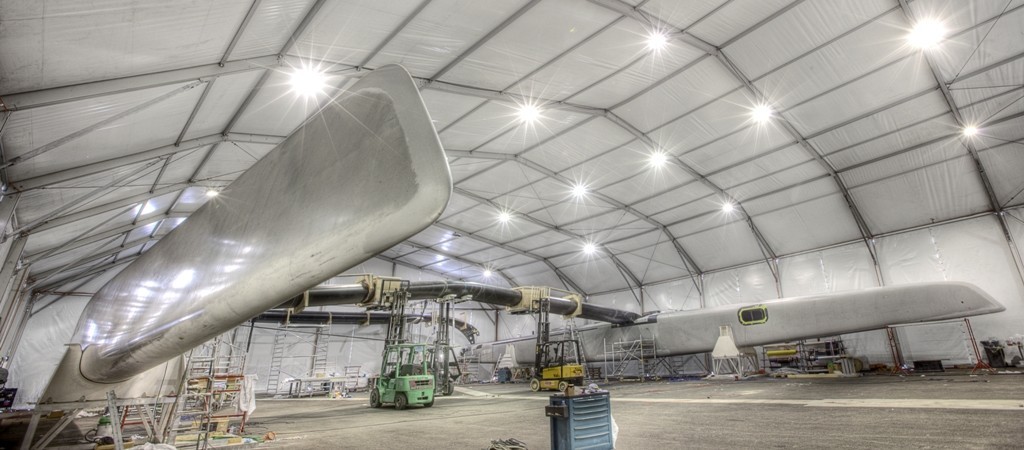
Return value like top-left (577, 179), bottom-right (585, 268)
top-left (1, 0), bottom-right (1023, 298)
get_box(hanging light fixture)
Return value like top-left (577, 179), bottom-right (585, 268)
top-left (907, 18), bottom-right (947, 49)
top-left (646, 31), bottom-right (669, 51)
top-left (751, 103), bottom-right (773, 123)
top-left (517, 103), bottom-right (541, 124)
top-left (289, 66), bottom-right (327, 97)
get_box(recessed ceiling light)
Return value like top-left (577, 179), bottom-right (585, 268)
top-left (649, 151), bottom-right (668, 167)
top-left (205, 189), bottom-right (219, 198)
top-left (751, 103), bottom-right (773, 123)
top-left (722, 202), bottom-right (735, 213)
top-left (289, 66), bottom-right (327, 97)
top-left (497, 211), bottom-right (512, 223)
top-left (571, 183), bottom-right (588, 198)
top-left (907, 19), bottom-right (946, 49)
top-left (483, 269), bottom-right (493, 278)
top-left (962, 125), bottom-right (979, 137)
top-left (517, 104), bottom-right (541, 123)
top-left (582, 242), bottom-right (597, 255)
top-left (646, 32), bottom-right (669, 51)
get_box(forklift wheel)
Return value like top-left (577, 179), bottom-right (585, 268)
top-left (558, 381), bottom-right (569, 392)
top-left (424, 400), bottom-right (434, 408)
top-left (530, 378), bottom-right (540, 392)
top-left (395, 393), bottom-right (408, 410)
top-left (369, 389), bottom-right (382, 408)
top-left (443, 383), bottom-right (455, 396)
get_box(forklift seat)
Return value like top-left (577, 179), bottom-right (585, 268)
top-left (399, 364), bottom-right (417, 376)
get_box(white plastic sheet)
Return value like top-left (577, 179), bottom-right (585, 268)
top-left (726, 0), bottom-right (895, 80)
top-left (441, 0), bottom-right (619, 91)
top-left (878, 216), bottom-right (1024, 364)
top-left (703, 263), bottom-right (777, 307)
top-left (641, 277), bottom-right (702, 312)
top-left (8, 296), bottom-right (89, 407)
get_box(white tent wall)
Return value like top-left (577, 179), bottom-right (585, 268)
top-left (3, 254), bottom-right (498, 403)
top-left (495, 312), bottom-right (538, 342)
top-left (462, 309), bottom-right (497, 344)
top-left (571, 215), bottom-right (1024, 369)
top-left (876, 215), bottom-right (1024, 366)
top-left (639, 278), bottom-right (702, 312)
top-left (243, 324), bottom-right (385, 394)
top-left (778, 243), bottom-right (889, 367)
top-left (703, 264), bottom-right (779, 307)
top-left (243, 302), bottom-right (484, 394)
top-left (8, 213), bottom-right (1024, 401)
top-left (7, 296), bottom-right (89, 408)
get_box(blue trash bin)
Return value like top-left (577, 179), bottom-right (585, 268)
top-left (546, 391), bottom-right (613, 450)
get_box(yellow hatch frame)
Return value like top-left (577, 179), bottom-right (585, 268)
top-left (737, 304), bottom-right (768, 325)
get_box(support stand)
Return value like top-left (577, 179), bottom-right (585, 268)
top-left (886, 327), bottom-right (910, 375)
top-left (106, 391), bottom-right (125, 450)
top-left (708, 326), bottom-right (757, 379)
top-left (11, 396), bottom-right (176, 450)
top-left (964, 318), bottom-right (996, 375)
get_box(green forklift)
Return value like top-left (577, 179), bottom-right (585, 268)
top-left (369, 343), bottom-right (435, 410)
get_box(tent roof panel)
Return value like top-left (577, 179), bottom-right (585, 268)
top-left (849, 156), bottom-right (992, 232)
top-left (368, 0), bottom-right (534, 78)
top-left (440, 0), bottom-right (620, 90)
top-left (5, 0), bottom-right (1023, 298)
top-left (784, 53), bottom-right (938, 135)
top-left (228, 0), bottom-right (316, 60)
top-left (687, 0), bottom-right (794, 46)
top-left (613, 56), bottom-right (741, 132)
top-left (568, 41), bottom-right (706, 108)
top-left (0, 0), bottom-right (252, 93)
top-left (674, 219), bottom-right (765, 270)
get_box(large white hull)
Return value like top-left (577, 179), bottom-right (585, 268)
top-left (474, 282), bottom-right (1005, 366)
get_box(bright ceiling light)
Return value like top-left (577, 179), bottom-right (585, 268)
top-left (289, 66), bottom-right (327, 97)
top-left (483, 269), bottom-right (493, 278)
top-left (582, 242), bottom-right (597, 255)
top-left (497, 211), bottom-right (512, 223)
top-left (751, 103), bottom-right (773, 123)
top-left (649, 151), bottom-right (668, 167)
top-left (907, 19), bottom-right (946, 49)
top-left (205, 189), bottom-right (219, 198)
top-left (646, 32), bottom-right (669, 51)
top-left (571, 183), bottom-right (588, 198)
top-left (962, 125), bottom-right (979, 137)
top-left (722, 202), bottom-right (735, 213)
top-left (517, 104), bottom-right (541, 123)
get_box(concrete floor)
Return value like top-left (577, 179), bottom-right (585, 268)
top-left (5, 371), bottom-right (1023, 449)
top-left (241, 372), bottom-right (1024, 449)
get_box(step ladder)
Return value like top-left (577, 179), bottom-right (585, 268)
top-left (459, 354), bottom-right (481, 383)
top-left (311, 327), bottom-right (330, 377)
top-left (166, 348), bottom-right (214, 449)
top-left (215, 326), bottom-right (248, 377)
top-left (565, 318), bottom-right (589, 379)
top-left (342, 365), bottom-right (361, 393)
top-left (490, 344), bottom-right (517, 381)
top-left (163, 333), bottom-right (248, 448)
top-left (265, 330), bottom-right (287, 395)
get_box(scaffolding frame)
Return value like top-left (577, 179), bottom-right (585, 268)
top-left (602, 332), bottom-right (661, 381)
